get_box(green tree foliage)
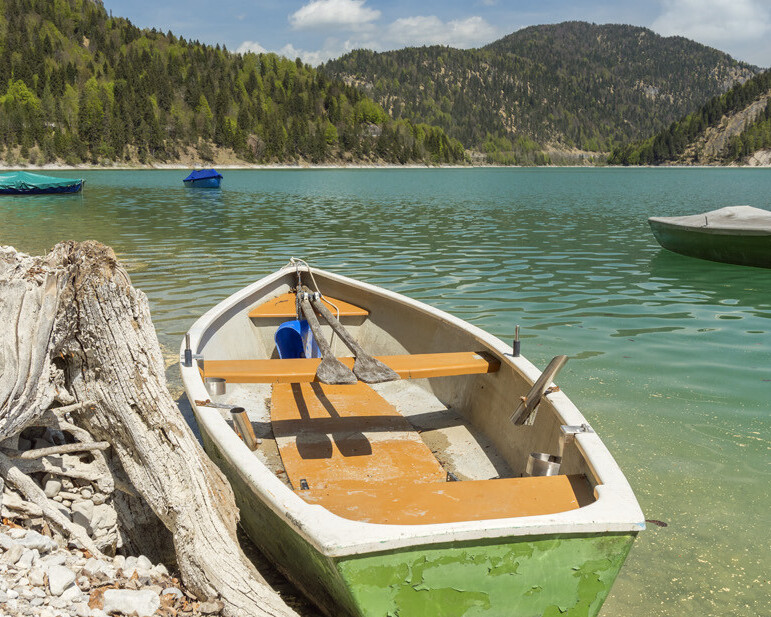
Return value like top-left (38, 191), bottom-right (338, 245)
top-left (0, 0), bottom-right (465, 165)
top-left (609, 69), bottom-right (771, 165)
top-left (324, 22), bottom-right (759, 164)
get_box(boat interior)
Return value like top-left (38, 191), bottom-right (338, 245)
top-left (194, 271), bottom-right (599, 525)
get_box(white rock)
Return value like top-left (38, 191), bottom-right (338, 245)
top-left (44, 479), bottom-right (63, 499)
top-left (6, 588), bottom-right (19, 599)
top-left (29, 567), bottom-right (46, 586)
top-left (17, 548), bottom-right (38, 569)
top-left (60, 584), bottom-right (84, 604)
top-left (124, 556), bottom-right (137, 571)
top-left (19, 530), bottom-right (57, 553)
top-left (113, 554), bottom-right (126, 569)
top-left (161, 587), bottom-right (183, 599)
top-left (71, 500), bottom-right (95, 531)
top-left (8, 528), bottom-right (26, 540)
top-left (0, 589), bottom-right (6, 602)
top-left (102, 589), bottom-right (160, 617)
top-left (92, 494), bottom-right (107, 506)
top-left (80, 488), bottom-right (94, 499)
top-left (152, 563), bottom-right (169, 577)
top-left (2, 544), bottom-right (23, 564)
top-left (47, 564), bottom-right (76, 596)
top-left (82, 557), bottom-right (104, 578)
top-left (136, 555), bottom-right (153, 574)
top-left (74, 602), bottom-right (91, 617)
top-left (91, 504), bottom-right (117, 532)
top-left (90, 609), bottom-right (108, 617)
top-left (40, 552), bottom-right (68, 567)
top-left (0, 533), bottom-right (15, 550)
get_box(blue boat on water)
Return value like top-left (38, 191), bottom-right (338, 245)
top-left (0, 171), bottom-right (84, 194)
top-left (183, 169), bottom-right (223, 188)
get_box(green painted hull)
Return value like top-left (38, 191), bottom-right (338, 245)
top-left (649, 220), bottom-right (771, 268)
top-left (200, 428), bottom-right (636, 617)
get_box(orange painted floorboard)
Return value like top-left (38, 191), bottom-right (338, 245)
top-left (248, 293), bottom-right (369, 319)
top-left (271, 382), bottom-right (447, 491)
top-left (205, 351), bottom-right (500, 383)
top-left (300, 475), bottom-right (592, 525)
top-left (271, 381), bottom-right (593, 524)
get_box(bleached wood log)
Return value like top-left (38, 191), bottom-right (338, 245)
top-left (0, 242), bottom-right (297, 617)
top-left (7, 440), bottom-right (111, 459)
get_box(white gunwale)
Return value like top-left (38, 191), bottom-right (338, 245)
top-left (180, 265), bottom-right (645, 558)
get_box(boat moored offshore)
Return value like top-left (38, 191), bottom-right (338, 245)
top-left (0, 171), bottom-right (84, 194)
top-left (648, 205), bottom-right (771, 268)
top-left (183, 168), bottom-right (223, 188)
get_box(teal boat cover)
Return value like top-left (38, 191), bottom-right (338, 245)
top-left (0, 171), bottom-right (83, 192)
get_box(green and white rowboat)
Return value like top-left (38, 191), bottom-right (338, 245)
top-left (180, 263), bottom-right (644, 617)
top-left (649, 205), bottom-right (771, 268)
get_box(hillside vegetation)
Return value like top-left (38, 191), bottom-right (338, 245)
top-left (324, 22), bottom-right (758, 164)
top-left (608, 70), bottom-right (771, 165)
top-left (0, 0), bottom-right (465, 166)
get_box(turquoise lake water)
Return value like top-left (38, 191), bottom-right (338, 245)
top-left (1, 168), bottom-right (769, 616)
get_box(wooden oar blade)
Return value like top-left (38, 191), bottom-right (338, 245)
top-left (307, 291), bottom-right (400, 384)
top-left (298, 295), bottom-right (357, 385)
top-left (353, 355), bottom-right (400, 384)
top-left (317, 356), bottom-right (358, 385)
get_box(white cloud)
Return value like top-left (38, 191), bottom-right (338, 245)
top-left (290, 0), bottom-right (380, 31)
top-left (244, 7), bottom-right (501, 67)
top-left (236, 40), bottom-right (268, 54)
top-left (385, 15), bottom-right (499, 48)
top-left (652, 0), bottom-right (770, 44)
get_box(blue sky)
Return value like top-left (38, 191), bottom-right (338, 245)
top-left (105, 0), bottom-right (770, 67)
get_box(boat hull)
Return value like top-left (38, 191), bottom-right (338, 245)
top-left (649, 219), bottom-right (771, 268)
top-left (181, 265), bottom-right (644, 617)
top-left (184, 177), bottom-right (221, 188)
top-left (201, 424), bottom-right (636, 617)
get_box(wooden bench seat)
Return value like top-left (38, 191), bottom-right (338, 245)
top-left (248, 293), bottom-right (369, 319)
top-left (300, 475), bottom-right (594, 525)
top-left (204, 351), bottom-right (500, 383)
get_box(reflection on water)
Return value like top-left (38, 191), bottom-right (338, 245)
top-left (1, 168), bottom-right (770, 616)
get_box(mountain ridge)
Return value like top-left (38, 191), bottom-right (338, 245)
top-left (0, 0), bottom-right (465, 167)
top-left (324, 22), bottom-right (760, 164)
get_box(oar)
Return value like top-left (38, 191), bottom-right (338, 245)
top-left (510, 355), bottom-right (568, 425)
top-left (308, 292), bottom-right (399, 384)
top-left (298, 292), bottom-right (357, 385)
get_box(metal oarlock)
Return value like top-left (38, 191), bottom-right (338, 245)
top-left (513, 325), bottom-right (521, 357)
top-left (184, 333), bottom-right (193, 367)
top-left (230, 407), bottom-right (260, 451)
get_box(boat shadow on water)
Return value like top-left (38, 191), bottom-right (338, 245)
top-left (648, 249), bottom-right (771, 312)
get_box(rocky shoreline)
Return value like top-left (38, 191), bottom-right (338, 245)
top-left (0, 523), bottom-right (223, 617)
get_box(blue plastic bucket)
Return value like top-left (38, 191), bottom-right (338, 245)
top-left (275, 320), bottom-right (321, 359)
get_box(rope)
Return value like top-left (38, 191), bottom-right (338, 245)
top-left (285, 257), bottom-right (341, 354)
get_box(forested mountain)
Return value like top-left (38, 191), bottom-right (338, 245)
top-left (608, 70), bottom-right (771, 165)
top-left (324, 22), bottom-right (759, 164)
top-left (0, 0), bottom-right (465, 166)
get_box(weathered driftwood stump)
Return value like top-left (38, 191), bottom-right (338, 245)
top-left (0, 241), bottom-right (298, 617)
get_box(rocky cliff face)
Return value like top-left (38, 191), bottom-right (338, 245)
top-left (681, 92), bottom-right (771, 164)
